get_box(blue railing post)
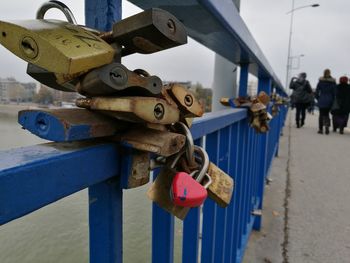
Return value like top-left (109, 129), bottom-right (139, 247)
top-left (89, 178), bottom-right (123, 263)
top-left (85, 1), bottom-right (123, 262)
top-left (238, 63), bottom-right (249, 97)
top-left (85, 0), bottom-right (122, 31)
top-left (253, 77), bottom-right (272, 230)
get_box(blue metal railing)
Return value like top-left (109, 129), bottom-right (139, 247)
top-left (0, 1), bottom-right (288, 262)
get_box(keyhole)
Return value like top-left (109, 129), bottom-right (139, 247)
top-left (110, 67), bottom-right (127, 85)
top-left (184, 95), bottom-right (193, 107)
top-left (167, 19), bottom-right (176, 33)
top-left (154, 103), bottom-right (165, 120)
top-left (20, 37), bottom-right (38, 59)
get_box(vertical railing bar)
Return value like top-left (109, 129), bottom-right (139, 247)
top-left (201, 131), bottom-right (219, 263)
top-left (229, 121), bottom-right (242, 262)
top-left (213, 127), bottom-right (230, 263)
top-left (225, 123), bottom-right (239, 263)
top-left (182, 208), bottom-right (200, 263)
top-left (85, 2), bottom-right (122, 263)
top-left (253, 77), bottom-right (272, 230)
top-left (89, 178), bottom-right (123, 263)
top-left (182, 139), bottom-right (203, 263)
top-left (152, 194), bottom-right (175, 263)
top-left (231, 120), bottom-right (246, 261)
top-left (248, 129), bottom-right (255, 223)
top-left (242, 126), bottom-right (252, 235)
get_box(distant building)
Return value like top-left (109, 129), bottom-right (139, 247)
top-left (21, 82), bottom-right (37, 102)
top-left (163, 81), bottom-right (192, 89)
top-left (0, 77), bottom-right (37, 103)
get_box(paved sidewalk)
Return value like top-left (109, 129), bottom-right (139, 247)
top-left (243, 112), bottom-right (350, 263)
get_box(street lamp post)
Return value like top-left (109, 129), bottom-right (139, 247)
top-left (285, 2), bottom-right (319, 89)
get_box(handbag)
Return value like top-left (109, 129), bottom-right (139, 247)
top-left (331, 97), bottom-right (340, 115)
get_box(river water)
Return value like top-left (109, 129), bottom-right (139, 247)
top-left (0, 105), bottom-right (183, 263)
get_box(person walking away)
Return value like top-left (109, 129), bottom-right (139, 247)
top-left (290, 72), bottom-right (313, 128)
top-left (332, 76), bottom-right (350, 134)
top-left (315, 69), bottom-right (336, 134)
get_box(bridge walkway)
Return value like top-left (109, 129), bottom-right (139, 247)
top-left (244, 112), bottom-right (350, 263)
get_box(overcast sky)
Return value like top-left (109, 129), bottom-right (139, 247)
top-left (0, 0), bottom-right (349, 89)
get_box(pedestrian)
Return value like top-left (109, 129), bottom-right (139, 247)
top-left (290, 72), bottom-right (313, 128)
top-left (315, 69), bottom-right (336, 134)
top-left (332, 76), bottom-right (350, 134)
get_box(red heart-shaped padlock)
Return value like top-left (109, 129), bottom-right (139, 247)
top-left (170, 172), bottom-right (208, 207)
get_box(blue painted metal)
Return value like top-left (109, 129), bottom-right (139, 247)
top-left (253, 77), bottom-right (272, 230)
top-left (191, 108), bottom-right (246, 140)
top-left (89, 178), bottom-right (123, 263)
top-left (85, 0), bottom-right (122, 31)
top-left (152, 195), bottom-right (175, 263)
top-left (0, 142), bottom-right (120, 225)
top-left (239, 63), bottom-right (249, 97)
top-left (201, 131), bottom-right (218, 263)
top-left (18, 109), bottom-right (120, 142)
top-left (85, 2), bottom-right (124, 263)
top-left (126, 0), bottom-right (285, 93)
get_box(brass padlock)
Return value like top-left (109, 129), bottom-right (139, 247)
top-left (0, 1), bottom-right (115, 75)
top-left (206, 163), bottom-right (234, 207)
top-left (257, 91), bottom-right (270, 106)
top-left (76, 96), bottom-right (180, 124)
top-left (164, 84), bottom-right (204, 118)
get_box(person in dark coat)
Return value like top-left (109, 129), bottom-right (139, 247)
top-left (315, 69), bottom-right (336, 134)
top-left (290, 72), bottom-right (313, 128)
top-left (332, 76), bottom-right (350, 134)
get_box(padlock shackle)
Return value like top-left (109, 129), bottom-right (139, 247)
top-left (175, 122), bottom-right (195, 166)
top-left (192, 146), bottom-right (209, 183)
top-left (36, 0), bottom-right (77, 25)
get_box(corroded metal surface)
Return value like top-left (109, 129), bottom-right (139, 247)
top-left (76, 96), bottom-right (180, 124)
top-left (127, 150), bottom-right (151, 188)
top-left (116, 127), bottom-right (186, 157)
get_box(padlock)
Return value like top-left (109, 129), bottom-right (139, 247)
top-left (76, 96), bottom-right (180, 124)
top-left (77, 63), bottom-right (162, 96)
top-left (147, 149), bottom-right (191, 220)
top-left (257, 91), bottom-right (270, 106)
top-left (271, 104), bottom-right (279, 117)
top-left (206, 162), bottom-right (234, 207)
top-left (163, 84), bottom-right (204, 118)
top-left (0, 12), bottom-right (115, 75)
top-left (147, 124), bottom-right (212, 219)
top-left (111, 8), bottom-right (187, 56)
top-left (170, 146), bottom-right (211, 207)
top-left (26, 63), bottom-right (77, 92)
top-left (115, 126), bottom-right (186, 157)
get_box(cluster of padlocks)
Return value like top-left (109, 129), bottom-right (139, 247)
top-left (270, 93), bottom-right (289, 117)
top-left (220, 91), bottom-right (271, 133)
top-left (0, 1), bottom-right (234, 219)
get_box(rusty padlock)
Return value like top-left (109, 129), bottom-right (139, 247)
top-left (76, 96), bottom-right (180, 124)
